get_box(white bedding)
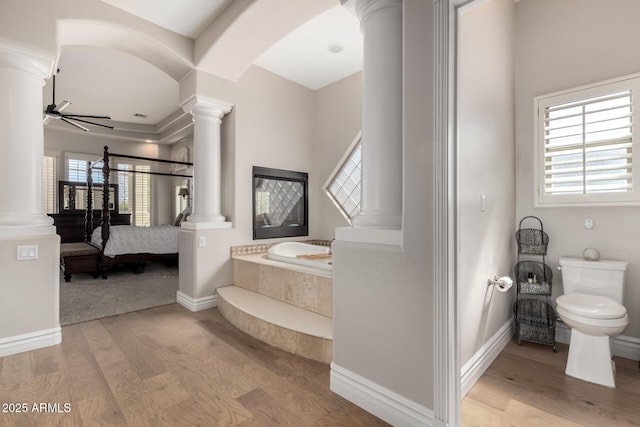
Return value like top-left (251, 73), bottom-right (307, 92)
top-left (92, 225), bottom-right (179, 258)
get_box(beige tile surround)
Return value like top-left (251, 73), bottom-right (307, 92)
top-left (217, 287), bottom-right (332, 364)
top-left (233, 258), bottom-right (332, 317)
top-left (220, 242), bottom-right (334, 364)
top-left (229, 240), bottom-right (332, 257)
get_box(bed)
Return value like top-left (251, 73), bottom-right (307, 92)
top-left (85, 146), bottom-right (192, 278)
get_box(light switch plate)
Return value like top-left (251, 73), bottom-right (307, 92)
top-left (17, 245), bottom-right (38, 260)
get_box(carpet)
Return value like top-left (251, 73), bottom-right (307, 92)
top-left (60, 262), bottom-right (179, 326)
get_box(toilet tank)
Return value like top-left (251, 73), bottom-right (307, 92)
top-left (559, 257), bottom-right (628, 303)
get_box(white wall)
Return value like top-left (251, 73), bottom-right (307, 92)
top-left (181, 65), bottom-right (361, 299)
top-left (44, 128), bottom-right (173, 225)
top-left (234, 65), bottom-right (316, 239)
top-left (0, 234), bottom-right (60, 353)
top-left (515, 0), bottom-right (640, 339)
top-left (331, 0), bottom-right (434, 410)
top-left (313, 72), bottom-right (362, 239)
top-left (458, 0), bottom-right (515, 366)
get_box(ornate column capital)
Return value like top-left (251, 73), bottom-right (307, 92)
top-left (180, 94), bottom-right (233, 120)
top-left (355, 0), bottom-right (402, 27)
top-left (0, 42), bottom-right (55, 81)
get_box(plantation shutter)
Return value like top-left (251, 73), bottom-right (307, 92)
top-left (43, 151), bottom-right (58, 213)
top-left (67, 156), bottom-right (103, 183)
top-left (116, 164), bottom-right (132, 214)
top-left (135, 164), bottom-right (151, 227)
top-left (116, 162), bottom-right (151, 227)
top-left (543, 90), bottom-right (633, 196)
top-left (67, 159), bottom-right (86, 182)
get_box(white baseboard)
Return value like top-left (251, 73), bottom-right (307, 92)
top-left (556, 321), bottom-right (640, 361)
top-left (330, 362), bottom-right (434, 427)
top-left (461, 317), bottom-right (513, 397)
top-left (0, 327), bottom-right (62, 358)
top-left (176, 291), bottom-right (217, 312)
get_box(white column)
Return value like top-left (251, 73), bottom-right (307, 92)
top-left (350, 0), bottom-right (403, 230)
top-left (180, 95), bottom-right (233, 229)
top-left (0, 44), bottom-right (55, 236)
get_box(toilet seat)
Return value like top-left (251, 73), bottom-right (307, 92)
top-left (556, 293), bottom-right (626, 319)
top-left (557, 305), bottom-right (629, 329)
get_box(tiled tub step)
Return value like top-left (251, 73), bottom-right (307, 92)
top-left (216, 285), bottom-right (332, 364)
top-left (232, 257), bottom-right (333, 317)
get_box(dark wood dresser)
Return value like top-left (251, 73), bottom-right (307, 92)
top-left (49, 212), bottom-right (131, 243)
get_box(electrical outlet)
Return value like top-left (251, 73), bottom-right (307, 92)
top-left (198, 236), bottom-right (206, 247)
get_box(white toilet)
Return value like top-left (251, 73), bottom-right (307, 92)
top-left (556, 257), bottom-right (629, 388)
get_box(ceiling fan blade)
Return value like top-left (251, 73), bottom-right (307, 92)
top-left (61, 117), bottom-right (89, 132)
top-left (62, 114), bottom-right (111, 120)
top-left (58, 101), bottom-right (71, 112)
top-left (65, 117), bottom-right (114, 129)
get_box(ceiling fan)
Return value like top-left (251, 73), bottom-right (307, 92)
top-left (43, 70), bottom-right (114, 132)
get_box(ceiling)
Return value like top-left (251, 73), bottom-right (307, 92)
top-left (99, 0), bottom-right (233, 39)
top-left (45, 1), bottom-right (362, 136)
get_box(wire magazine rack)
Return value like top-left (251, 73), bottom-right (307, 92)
top-left (513, 216), bottom-right (557, 352)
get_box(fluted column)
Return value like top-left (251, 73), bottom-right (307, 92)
top-left (350, 0), bottom-right (403, 230)
top-left (0, 44), bottom-right (55, 236)
top-left (180, 95), bottom-right (233, 228)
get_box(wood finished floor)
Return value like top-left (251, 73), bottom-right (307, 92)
top-left (0, 304), bottom-right (388, 427)
top-left (462, 339), bottom-right (640, 426)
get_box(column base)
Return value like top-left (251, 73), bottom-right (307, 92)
top-left (181, 221), bottom-right (232, 231)
top-left (0, 213), bottom-right (54, 226)
top-left (335, 226), bottom-right (402, 246)
top-left (0, 214), bottom-right (55, 237)
top-left (187, 213), bottom-right (227, 223)
top-left (351, 212), bottom-right (401, 229)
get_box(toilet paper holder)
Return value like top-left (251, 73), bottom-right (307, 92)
top-left (487, 276), bottom-right (513, 290)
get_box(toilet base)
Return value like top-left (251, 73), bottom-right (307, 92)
top-left (565, 329), bottom-right (616, 388)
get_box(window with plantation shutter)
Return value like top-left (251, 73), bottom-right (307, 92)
top-left (64, 154), bottom-right (151, 225)
top-left (116, 162), bottom-right (151, 227)
top-left (535, 74), bottom-right (640, 206)
top-left (66, 153), bottom-right (103, 184)
top-left (43, 150), bottom-right (58, 213)
top-left (134, 164), bottom-right (151, 227)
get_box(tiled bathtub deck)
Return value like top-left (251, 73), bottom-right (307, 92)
top-left (217, 243), bottom-right (333, 364)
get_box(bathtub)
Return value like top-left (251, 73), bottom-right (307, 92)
top-left (267, 242), bottom-right (332, 271)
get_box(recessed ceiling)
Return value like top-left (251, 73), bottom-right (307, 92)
top-left (46, 45), bottom-right (179, 125)
top-left (99, 0), bottom-right (232, 39)
top-left (48, 2), bottom-right (362, 134)
top-left (254, 5), bottom-right (362, 90)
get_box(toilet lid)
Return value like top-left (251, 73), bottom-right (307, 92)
top-left (556, 293), bottom-right (626, 319)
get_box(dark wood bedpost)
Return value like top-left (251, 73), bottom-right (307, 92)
top-left (101, 146), bottom-right (111, 252)
top-left (85, 162), bottom-right (93, 242)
